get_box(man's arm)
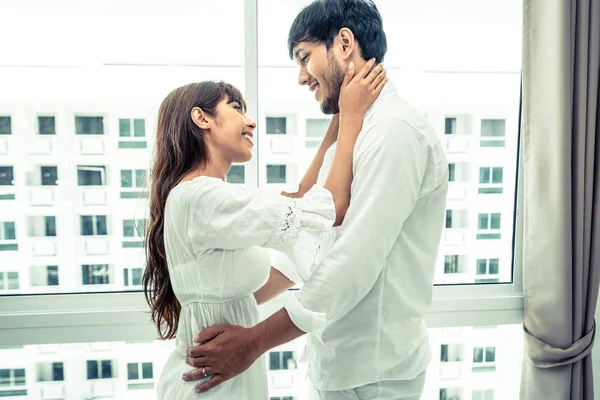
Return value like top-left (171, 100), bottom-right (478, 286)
top-left (253, 267), bottom-right (295, 305)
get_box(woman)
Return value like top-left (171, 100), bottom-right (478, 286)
top-left (144, 61), bottom-right (386, 399)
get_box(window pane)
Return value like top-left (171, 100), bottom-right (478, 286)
top-left (490, 214), bottom-right (501, 229)
top-left (127, 363), bottom-right (139, 380)
top-left (476, 259), bottom-right (487, 275)
top-left (448, 164), bottom-right (455, 182)
top-left (473, 348), bottom-right (484, 363)
top-left (444, 117), bottom-right (456, 134)
top-left (101, 360), bottom-right (112, 378)
top-left (52, 362), bottom-right (64, 381)
top-left (134, 119), bottom-right (146, 137)
top-left (445, 210), bottom-right (453, 228)
top-left (0, 116), bottom-right (11, 135)
top-left (142, 363), bottom-right (153, 379)
top-left (41, 166), bottom-right (58, 186)
top-left (266, 117), bottom-right (286, 134)
top-left (119, 119), bottom-right (131, 137)
top-left (96, 216), bottom-right (108, 235)
top-left (489, 259), bottom-right (500, 275)
top-left (266, 165), bottom-right (287, 184)
top-left (486, 347), bottom-right (496, 362)
top-left (38, 116), bottom-right (56, 135)
top-left (135, 170), bottom-right (147, 187)
top-left (47, 266), bottom-right (59, 286)
top-left (4, 222), bottom-right (16, 240)
top-left (226, 165), bottom-right (245, 184)
top-left (7, 272), bottom-right (19, 290)
top-left (77, 167), bottom-right (105, 186)
top-left (481, 119), bottom-right (506, 137)
top-left (478, 214), bottom-right (489, 230)
top-left (269, 352), bottom-right (280, 370)
top-left (123, 220), bottom-right (135, 237)
top-left (492, 168), bottom-right (503, 183)
top-left (45, 216), bottom-right (57, 237)
top-left (121, 170), bottom-right (133, 188)
top-left (86, 360), bottom-right (98, 380)
top-left (75, 116), bottom-right (104, 135)
top-left (0, 166), bottom-right (14, 185)
top-left (132, 268), bottom-right (143, 286)
top-left (479, 167), bottom-right (491, 183)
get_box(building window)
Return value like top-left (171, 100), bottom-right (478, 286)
top-left (270, 398), bottom-right (294, 400)
top-left (82, 265), bottom-right (110, 285)
top-left (479, 167), bottom-right (503, 194)
top-left (305, 118), bottom-right (329, 148)
top-left (75, 116), bottom-right (104, 135)
top-left (269, 351), bottom-right (296, 370)
top-left (439, 388), bottom-right (463, 400)
top-left (226, 165), bottom-right (245, 184)
top-left (77, 166), bottom-right (107, 186)
top-left (480, 119), bottom-right (506, 147)
top-left (38, 116), bottom-right (56, 135)
top-left (27, 216), bottom-right (56, 237)
top-left (472, 389), bottom-right (495, 400)
top-left (444, 255), bottom-right (462, 274)
top-left (266, 165), bottom-right (287, 184)
top-left (86, 360), bottom-right (113, 379)
top-left (36, 362), bottom-right (64, 382)
top-left (30, 265), bottom-right (59, 287)
top-left (127, 362), bottom-right (153, 380)
top-left (124, 268), bottom-right (143, 287)
top-left (0, 368), bottom-right (26, 388)
top-left (477, 213), bottom-right (501, 240)
top-left (445, 210), bottom-right (453, 228)
top-left (120, 169), bottom-right (147, 198)
top-left (445, 117), bottom-right (457, 134)
top-left (122, 219), bottom-right (146, 248)
top-left (266, 117), bottom-right (286, 134)
top-left (119, 118), bottom-right (146, 137)
top-left (473, 346), bottom-right (496, 371)
top-left (476, 259), bottom-right (500, 276)
top-left (41, 166), bottom-right (58, 186)
top-left (448, 164), bottom-right (455, 182)
top-left (0, 221), bottom-right (16, 240)
top-left (81, 215), bottom-right (108, 236)
top-left (0, 272), bottom-right (19, 290)
top-left (440, 344), bottom-right (464, 362)
top-left (0, 116), bottom-right (11, 135)
top-left (0, 166), bottom-right (14, 186)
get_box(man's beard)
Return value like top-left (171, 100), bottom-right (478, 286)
top-left (320, 54), bottom-right (344, 115)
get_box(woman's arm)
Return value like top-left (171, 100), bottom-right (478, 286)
top-left (254, 267), bottom-right (295, 306)
top-left (321, 60), bottom-right (387, 226)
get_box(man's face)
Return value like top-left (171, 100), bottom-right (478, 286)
top-left (293, 41), bottom-right (344, 115)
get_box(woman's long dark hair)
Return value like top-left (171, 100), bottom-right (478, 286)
top-left (144, 81), bottom-right (246, 339)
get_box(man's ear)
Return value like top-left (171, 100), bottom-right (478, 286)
top-left (191, 107), bottom-right (210, 129)
top-left (337, 27), bottom-right (356, 61)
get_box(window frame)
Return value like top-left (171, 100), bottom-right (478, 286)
top-left (0, 0), bottom-right (524, 347)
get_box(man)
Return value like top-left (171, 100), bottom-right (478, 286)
top-left (183, 0), bottom-right (448, 398)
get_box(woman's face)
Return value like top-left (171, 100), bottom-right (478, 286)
top-left (200, 96), bottom-right (256, 164)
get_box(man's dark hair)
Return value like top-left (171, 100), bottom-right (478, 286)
top-left (288, 0), bottom-right (387, 62)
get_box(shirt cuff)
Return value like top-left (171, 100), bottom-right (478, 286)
top-left (283, 291), bottom-right (326, 334)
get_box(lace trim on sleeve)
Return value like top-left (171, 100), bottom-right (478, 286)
top-left (264, 198), bottom-right (303, 253)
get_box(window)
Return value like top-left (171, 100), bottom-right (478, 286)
top-left (82, 265), bottom-right (110, 285)
top-left (75, 116), bottom-right (104, 135)
top-left (119, 118), bottom-right (146, 137)
top-left (476, 259), bottom-right (500, 275)
top-left (227, 165), bottom-right (245, 184)
top-left (38, 116), bottom-right (56, 135)
top-left (445, 210), bottom-right (453, 228)
top-left (0, 221), bottom-right (17, 251)
top-left (266, 165), bottom-right (287, 184)
top-left (266, 117), bottom-right (286, 134)
top-left (0, 368), bottom-right (26, 387)
top-left (440, 344), bottom-right (464, 362)
top-left (80, 215), bottom-right (108, 236)
top-left (472, 389), bottom-right (495, 400)
top-left (30, 265), bottom-right (59, 287)
top-left (36, 362), bottom-right (64, 382)
top-left (473, 346), bottom-right (496, 372)
top-left (86, 360), bottom-right (113, 379)
top-left (480, 119), bottom-right (506, 147)
top-left (445, 117), bottom-right (457, 134)
top-left (127, 362), bottom-right (153, 380)
top-left (0, 166), bottom-right (14, 185)
top-left (444, 255), bottom-right (464, 274)
top-left (448, 164), bottom-right (455, 182)
top-left (305, 118), bottom-right (330, 148)
top-left (0, 116), bottom-right (11, 135)
top-left (120, 169), bottom-right (147, 198)
top-left (269, 351), bottom-right (296, 370)
top-left (27, 216), bottom-right (56, 237)
top-left (0, 272), bottom-right (19, 290)
top-left (440, 387), bottom-right (463, 400)
top-left (77, 166), bottom-right (106, 186)
top-left (477, 213), bottom-right (501, 240)
top-left (479, 167), bottom-right (503, 194)
top-left (41, 166), bottom-right (58, 186)
top-left (122, 219), bottom-right (146, 248)
top-left (124, 268), bottom-right (143, 287)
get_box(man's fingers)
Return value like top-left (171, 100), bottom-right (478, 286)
top-left (185, 353), bottom-right (207, 368)
top-left (374, 77), bottom-right (388, 94)
top-left (369, 68), bottom-right (386, 90)
top-left (194, 325), bottom-right (225, 344)
top-left (196, 375), bottom-right (226, 393)
top-left (355, 58), bottom-right (376, 80)
top-left (366, 63), bottom-right (384, 85)
top-left (182, 367), bottom-right (210, 382)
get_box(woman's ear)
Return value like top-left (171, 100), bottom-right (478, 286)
top-left (191, 107), bottom-right (210, 129)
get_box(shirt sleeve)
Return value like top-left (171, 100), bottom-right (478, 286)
top-left (292, 118), bottom-right (429, 325)
top-left (187, 180), bottom-right (335, 276)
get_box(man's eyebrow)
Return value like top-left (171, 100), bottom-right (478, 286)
top-left (294, 47), bottom-right (306, 59)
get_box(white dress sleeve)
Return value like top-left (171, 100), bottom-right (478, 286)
top-left (187, 178), bottom-right (334, 277)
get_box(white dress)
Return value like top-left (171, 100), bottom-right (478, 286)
top-left (157, 176), bottom-right (335, 400)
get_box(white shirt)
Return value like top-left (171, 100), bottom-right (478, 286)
top-left (276, 82), bottom-right (449, 391)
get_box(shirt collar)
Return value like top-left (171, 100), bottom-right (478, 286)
top-left (364, 80), bottom-right (396, 122)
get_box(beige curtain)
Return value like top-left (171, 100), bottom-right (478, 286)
top-left (520, 0), bottom-right (600, 398)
